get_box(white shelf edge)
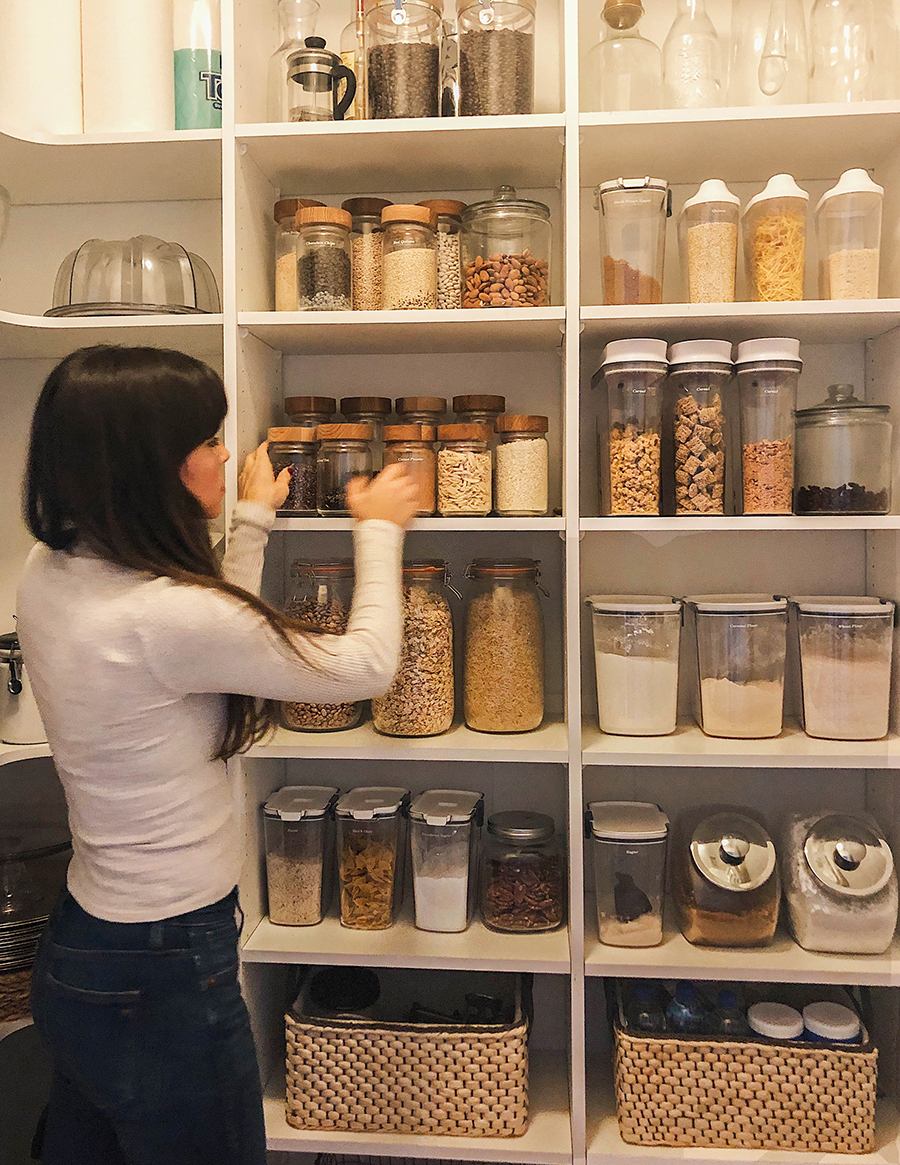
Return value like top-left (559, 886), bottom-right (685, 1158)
top-left (0, 125), bottom-right (221, 148)
top-left (238, 113), bottom-right (566, 139)
top-left (240, 307), bottom-right (566, 326)
top-left (579, 99), bottom-right (900, 128)
top-left (580, 516), bottom-right (900, 532)
top-left (273, 516), bottom-right (566, 532)
top-left (0, 743), bottom-right (51, 768)
top-left (0, 309), bottom-right (224, 331)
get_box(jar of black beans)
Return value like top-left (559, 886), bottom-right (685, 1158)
top-left (268, 427), bottom-right (318, 516)
top-left (365, 0), bottom-right (442, 119)
top-left (296, 206), bottom-right (352, 311)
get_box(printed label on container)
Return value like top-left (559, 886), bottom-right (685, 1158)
top-left (174, 49), bottom-right (222, 129)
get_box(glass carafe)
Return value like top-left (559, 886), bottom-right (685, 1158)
top-left (588, 0), bottom-right (661, 112)
top-left (728, 0), bottom-right (809, 107)
top-left (268, 0), bottom-right (321, 122)
top-left (662, 0), bottom-right (723, 109)
top-left (810, 0), bottom-right (876, 103)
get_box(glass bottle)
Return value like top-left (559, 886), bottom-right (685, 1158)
top-left (662, 0), bottom-right (723, 109)
top-left (728, 0), bottom-right (809, 106)
top-left (588, 0), bottom-right (662, 113)
top-left (316, 423), bottom-right (373, 515)
top-left (268, 0), bottom-right (321, 122)
top-left (339, 0), bottom-right (366, 119)
top-left (810, 0), bottom-right (876, 103)
top-left (871, 0), bottom-right (900, 98)
top-left (666, 981), bottom-right (706, 1033)
top-left (709, 989), bottom-right (750, 1036)
top-left (626, 983), bottom-right (666, 1032)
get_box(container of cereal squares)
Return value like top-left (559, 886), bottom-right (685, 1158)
top-left (335, 786), bottom-right (410, 930)
top-left (598, 338), bottom-right (668, 516)
top-left (668, 340), bottom-right (731, 516)
top-left (264, 785), bottom-right (339, 926)
top-left (736, 337), bottom-right (801, 515)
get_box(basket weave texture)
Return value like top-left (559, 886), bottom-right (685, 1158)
top-left (614, 1025), bottom-right (877, 1154)
top-left (285, 1015), bottom-right (529, 1137)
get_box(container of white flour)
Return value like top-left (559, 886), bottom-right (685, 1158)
top-left (409, 789), bottom-right (483, 933)
top-left (587, 595), bottom-right (682, 736)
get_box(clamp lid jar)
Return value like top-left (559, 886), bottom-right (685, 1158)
top-left (595, 177), bottom-right (671, 305)
top-left (461, 185), bottom-right (551, 308)
top-left (456, 0), bottom-right (535, 116)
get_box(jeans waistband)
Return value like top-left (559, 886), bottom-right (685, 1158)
top-left (53, 887), bottom-right (242, 953)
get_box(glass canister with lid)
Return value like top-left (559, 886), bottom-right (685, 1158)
top-left (284, 395), bottom-right (336, 428)
top-left (418, 199), bottom-right (465, 309)
top-left (678, 179), bottom-right (740, 304)
top-left (736, 337), bottom-right (802, 515)
top-left (283, 560), bottom-right (363, 731)
top-left (275, 198), bottom-right (325, 311)
top-left (481, 810), bottom-right (565, 933)
top-left (464, 558), bottom-right (545, 733)
top-left (454, 391), bottom-right (505, 463)
top-left (494, 414), bottom-right (549, 516)
top-left (596, 177), bottom-right (671, 305)
top-left (267, 426), bottom-right (318, 515)
top-left (342, 196), bottom-right (393, 312)
top-left (366, 0), bottom-right (443, 119)
top-left (381, 205), bottom-right (438, 310)
top-left (396, 395), bottom-right (448, 428)
top-left (795, 385), bottom-right (891, 515)
top-left (461, 186), bottom-right (551, 308)
top-left (335, 786), bottom-right (410, 930)
top-left (669, 339), bottom-right (731, 516)
top-left (816, 169), bottom-right (883, 301)
top-left (264, 785), bottom-right (339, 926)
top-left (410, 789), bottom-right (483, 932)
top-left (588, 801), bottom-right (669, 947)
top-left (743, 174), bottom-right (809, 302)
top-left (341, 396), bottom-right (391, 470)
top-left (316, 423), bottom-right (373, 515)
top-left (437, 423), bottom-right (492, 516)
top-left (383, 425), bottom-right (436, 515)
top-left (296, 205), bottom-right (352, 310)
top-left (457, 0), bottom-right (535, 115)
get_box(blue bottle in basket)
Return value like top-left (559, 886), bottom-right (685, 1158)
top-left (666, 981), bottom-right (706, 1033)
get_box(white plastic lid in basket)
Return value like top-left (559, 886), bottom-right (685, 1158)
top-left (735, 338), bottom-right (802, 366)
top-left (816, 168), bottom-right (884, 215)
top-left (586, 594), bottom-right (681, 614)
top-left (681, 178), bottom-right (740, 213)
top-left (748, 1002), bottom-right (804, 1040)
top-left (588, 801), bottom-right (669, 841)
top-left (745, 173), bottom-right (809, 215)
top-left (791, 595), bottom-right (894, 616)
top-left (803, 1001), bottom-right (861, 1042)
top-left (668, 339), bottom-right (733, 368)
top-left (686, 594), bottom-right (787, 613)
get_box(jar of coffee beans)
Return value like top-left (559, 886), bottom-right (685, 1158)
top-left (366, 0), bottom-right (443, 120)
top-left (268, 426), bottom-right (318, 516)
top-left (316, 423), bottom-right (373, 516)
top-left (342, 196), bottom-right (393, 311)
top-left (418, 199), bottom-right (465, 308)
top-left (381, 205), bottom-right (438, 310)
top-left (297, 206), bottom-right (352, 311)
top-left (457, 0), bottom-right (536, 116)
top-left (481, 811), bottom-right (565, 933)
top-left (274, 198), bottom-right (325, 311)
top-left (461, 185), bottom-right (551, 308)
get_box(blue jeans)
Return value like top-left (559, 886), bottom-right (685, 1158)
top-left (30, 887), bottom-right (267, 1165)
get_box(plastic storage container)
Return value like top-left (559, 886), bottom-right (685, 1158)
top-left (588, 801), bottom-right (669, 947)
top-left (669, 339), bottom-right (731, 516)
top-left (437, 424), bottom-right (492, 516)
top-left (457, 0), bottom-right (535, 115)
top-left (816, 169), bottom-right (884, 300)
top-left (316, 423), bottom-right (373, 515)
top-left (599, 338), bottom-right (668, 516)
top-left (673, 808), bottom-right (781, 947)
top-left (794, 385), bottom-right (892, 515)
top-left (678, 180), bottom-right (740, 303)
top-left (793, 596), bottom-right (895, 740)
top-left (296, 206), bottom-right (352, 310)
top-left (687, 595), bottom-right (788, 739)
top-left (409, 789), bottom-right (483, 932)
top-left (263, 785), bottom-right (339, 925)
top-left (371, 560), bottom-right (456, 737)
top-left (743, 175), bottom-right (809, 302)
top-left (335, 787), bottom-right (410, 930)
top-left (366, 0), bottom-right (443, 118)
top-left (341, 396), bottom-right (391, 470)
top-left (284, 395), bottom-right (336, 428)
top-left (587, 596), bottom-right (682, 736)
top-left (596, 177), bottom-right (671, 306)
top-left (418, 199), bottom-right (465, 309)
top-left (783, 811), bottom-right (899, 954)
top-left (464, 558), bottom-right (545, 733)
top-left (342, 197), bottom-right (392, 312)
top-left (736, 337), bottom-right (802, 515)
top-left (275, 198), bottom-right (324, 311)
top-left (383, 425), bottom-right (436, 515)
top-left (381, 205), bottom-right (438, 310)
top-left (268, 426), bottom-right (318, 515)
top-left (460, 185), bottom-right (551, 308)
top-left (481, 811), bottom-right (565, 932)
top-left (397, 395), bottom-right (448, 428)
top-left (494, 414), bottom-right (549, 516)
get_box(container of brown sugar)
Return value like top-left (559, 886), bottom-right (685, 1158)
top-left (736, 337), bottom-right (801, 515)
top-left (596, 177), bottom-right (671, 305)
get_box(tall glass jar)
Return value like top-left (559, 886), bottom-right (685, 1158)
top-left (316, 423), bottom-right (373, 515)
top-left (736, 338), bottom-right (802, 515)
top-left (743, 174), bottom-right (809, 303)
top-left (343, 196), bottom-right (393, 311)
top-left (268, 426), bottom-right (318, 515)
top-left (494, 414), bottom-right (549, 516)
top-left (437, 424), bottom-right (492, 516)
top-left (596, 177), bottom-right (670, 305)
top-left (297, 206), bottom-right (352, 310)
top-left (340, 396), bottom-right (391, 470)
top-left (457, 0), bottom-right (535, 115)
top-left (372, 560), bottom-right (457, 737)
top-left (418, 199), bottom-right (464, 309)
top-left (464, 558), bottom-right (545, 733)
top-left (396, 395), bottom-right (448, 427)
top-left (383, 424), bottom-right (436, 515)
top-left (366, 0), bottom-right (443, 119)
top-left (599, 338), bottom-right (668, 516)
top-left (284, 395), bottom-right (336, 427)
top-left (381, 205), bottom-right (438, 310)
top-left (481, 811), bottom-right (565, 932)
top-left (810, 0), bottom-right (875, 102)
top-left (461, 185), bottom-right (551, 308)
top-left (275, 198), bottom-right (324, 311)
top-left (283, 560), bottom-right (362, 731)
top-left (668, 340), bottom-right (732, 516)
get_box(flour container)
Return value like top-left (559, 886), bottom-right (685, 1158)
top-left (409, 789), bottom-right (483, 933)
top-left (587, 801), bottom-right (669, 947)
top-left (263, 786), bottom-right (338, 926)
top-left (816, 169), bottom-right (883, 300)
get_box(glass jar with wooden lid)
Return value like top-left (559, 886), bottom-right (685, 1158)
top-left (383, 425), bottom-right (437, 515)
top-left (316, 423), bottom-right (373, 515)
top-left (341, 396), bottom-right (392, 470)
top-left (494, 414), bottom-right (549, 516)
top-left (342, 196), bottom-right (393, 311)
top-left (381, 204), bottom-right (438, 310)
top-left (296, 205), bottom-right (352, 311)
top-left (275, 197), bottom-right (325, 311)
top-left (396, 396), bottom-right (447, 428)
top-left (268, 426), bottom-right (318, 515)
top-left (284, 395), bottom-right (337, 428)
top-left (437, 423), bottom-right (492, 516)
top-left (418, 199), bottom-right (465, 309)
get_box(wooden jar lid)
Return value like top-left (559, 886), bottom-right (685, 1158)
top-left (297, 206), bottom-right (352, 230)
top-left (382, 204), bottom-right (438, 230)
top-left (396, 395), bottom-right (447, 414)
top-left (341, 396), bottom-right (392, 414)
top-left (495, 414), bottom-right (549, 433)
top-left (274, 198), bottom-right (325, 222)
top-left (417, 198), bottom-right (466, 219)
top-left (284, 396), bottom-right (336, 415)
top-left (438, 423), bottom-right (491, 441)
top-left (453, 394), bottom-right (506, 413)
top-left (384, 424), bottom-right (436, 442)
top-left (268, 426), bottom-right (317, 442)
top-left (341, 196), bottom-right (393, 217)
top-left (317, 423), bottom-right (373, 441)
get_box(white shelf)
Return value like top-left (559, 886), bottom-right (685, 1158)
top-left (239, 308), bottom-right (566, 355)
top-left (582, 721), bottom-right (900, 769)
top-left (0, 1019), bottom-right (32, 1042)
top-left (264, 1050), bottom-right (573, 1163)
top-left (0, 742), bottom-right (51, 768)
top-left (0, 311), bottom-right (223, 360)
top-left (243, 904), bottom-right (570, 974)
top-left (581, 515), bottom-right (900, 532)
top-left (238, 115), bottom-right (565, 194)
top-left (249, 720), bottom-right (568, 763)
top-left (273, 516), bottom-right (566, 532)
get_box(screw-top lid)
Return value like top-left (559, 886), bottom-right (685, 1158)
top-left (690, 811), bottom-right (777, 892)
top-left (735, 337), bottom-right (803, 368)
top-left (409, 789), bottom-right (484, 825)
top-left (397, 396), bottom-right (447, 415)
top-left (681, 179), bottom-right (741, 213)
top-left (297, 206), bottom-right (352, 230)
top-left (748, 1002), bottom-right (804, 1041)
top-left (268, 426), bottom-right (317, 442)
top-left (341, 396), bottom-right (392, 415)
top-left (383, 424), bottom-right (436, 442)
top-left (601, 338), bottom-right (669, 369)
top-left (382, 204), bottom-right (437, 230)
top-left (285, 395), bottom-right (336, 417)
top-left (438, 423), bottom-right (491, 441)
top-left (341, 196), bottom-right (393, 218)
top-left (668, 339), bottom-right (734, 369)
top-left (687, 594), bottom-right (787, 613)
top-left (275, 197), bottom-right (325, 222)
top-left (745, 174), bottom-right (810, 215)
top-left (587, 594), bottom-right (681, 614)
top-left (602, 0), bottom-right (643, 30)
top-left (803, 1002), bottom-right (861, 1042)
top-left (796, 384), bottom-right (889, 419)
top-left (803, 814), bottom-right (894, 897)
top-left (816, 168), bottom-right (884, 215)
top-left (417, 198), bottom-right (467, 219)
top-left (461, 185), bottom-right (550, 223)
top-left (791, 595), bottom-right (894, 616)
top-left (265, 785), bottom-right (339, 821)
top-left (316, 423), bottom-right (373, 441)
top-left (488, 810), bottom-right (555, 843)
top-left (453, 394), bottom-right (506, 414)
top-left (495, 414), bottom-right (549, 434)
top-left (335, 786), bottom-right (410, 820)
top-left (588, 801), bottom-right (669, 841)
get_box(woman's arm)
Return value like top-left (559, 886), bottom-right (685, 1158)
top-left (220, 500), bottom-right (275, 595)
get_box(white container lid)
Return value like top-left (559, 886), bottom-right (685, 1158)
top-left (791, 595), bottom-right (894, 616)
top-left (264, 785), bottom-right (339, 821)
top-left (745, 173), bottom-right (810, 215)
top-left (586, 594), bottom-right (681, 614)
top-left (588, 800), bottom-right (669, 841)
top-left (687, 593), bottom-right (787, 613)
top-left (335, 786), bottom-right (410, 819)
top-left (816, 167), bottom-right (884, 215)
top-left (681, 179), bottom-right (741, 213)
top-left (409, 789), bottom-right (483, 825)
top-left (748, 1002), bottom-right (804, 1040)
top-left (668, 339), bottom-right (734, 368)
top-left (601, 338), bottom-right (668, 368)
top-left (803, 1001), bottom-right (861, 1042)
top-left (735, 337), bottom-right (802, 367)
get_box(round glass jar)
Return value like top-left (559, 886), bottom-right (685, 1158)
top-left (461, 185), bottom-right (551, 308)
top-left (668, 339), bottom-right (732, 516)
top-left (372, 560), bottom-right (458, 737)
top-left (366, 0), bottom-right (443, 119)
top-left (457, 0), bottom-right (535, 116)
top-left (437, 423), bottom-right (492, 516)
top-left (283, 559), bottom-right (362, 731)
top-left (342, 196), bottom-right (393, 312)
top-left (316, 423), bottom-right (373, 515)
top-left (795, 385), bottom-right (892, 515)
top-left (268, 426), bottom-right (318, 515)
top-left (274, 197), bottom-right (325, 311)
top-left (481, 811), bottom-right (565, 933)
top-left (418, 198), bottom-right (465, 309)
top-left (396, 394), bottom-right (448, 428)
top-left (736, 337), bottom-right (802, 515)
top-left (297, 205), bottom-right (352, 310)
top-left (341, 396), bottom-right (392, 470)
top-left (464, 558), bottom-right (545, 732)
top-left (283, 395), bottom-right (336, 428)
top-left (381, 205), bottom-right (438, 310)
top-left (383, 424), bottom-right (437, 515)
top-left (494, 414), bottom-right (549, 516)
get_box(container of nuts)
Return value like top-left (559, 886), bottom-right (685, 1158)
top-left (461, 185), bottom-right (550, 308)
top-left (335, 786), bottom-right (411, 930)
top-left (668, 340), bottom-right (731, 517)
top-left (282, 560), bottom-right (363, 732)
top-left (481, 810), bottom-right (565, 933)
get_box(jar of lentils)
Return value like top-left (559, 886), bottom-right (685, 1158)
top-left (418, 199), bottom-right (465, 309)
top-left (495, 414), bottom-right (549, 516)
top-left (437, 423), bottom-right (492, 516)
top-left (316, 423), bottom-right (373, 515)
top-left (381, 205), bottom-right (438, 310)
top-left (341, 396), bottom-right (392, 470)
top-left (268, 426), bottom-right (318, 515)
top-left (366, 0), bottom-right (443, 119)
top-left (481, 811), bottom-right (565, 933)
top-left (284, 395), bottom-right (336, 428)
top-left (396, 395), bottom-right (447, 428)
top-left (383, 424), bottom-right (437, 515)
top-left (342, 196), bottom-right (393, 312)
top-left (297, 206), bottom-right (352, 311)
top-left (283, 560), bottom-right (362, 731)
top-left (461, 185), bottom-right (551, 308)
top-left (274, 198), bottom-right (325, 311)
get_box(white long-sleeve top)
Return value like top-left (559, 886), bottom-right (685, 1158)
top-left (16, 503), bottom-right (404, 922)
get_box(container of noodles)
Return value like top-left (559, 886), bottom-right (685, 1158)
top-left (743, 174), bottom-right (809, 302)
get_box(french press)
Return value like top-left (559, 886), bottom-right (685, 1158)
top-left (287, 37), bottom-right (357, 122)
top-left (0, 629), bottom-right (46, 746)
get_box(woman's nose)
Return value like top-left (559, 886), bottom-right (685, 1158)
top-left (221, 445), bottom-right (231, 463)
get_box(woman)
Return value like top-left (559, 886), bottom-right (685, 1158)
top-left (19, 345), bottom-right (418, 1165)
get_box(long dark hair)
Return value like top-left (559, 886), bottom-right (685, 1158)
top-left (25, 345), bottom-right (306, 760)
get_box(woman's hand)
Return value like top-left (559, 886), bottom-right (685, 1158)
top-left (347, 465), bottom-right (419, 528)
top-left (240, 441), bottom-right (291, 512)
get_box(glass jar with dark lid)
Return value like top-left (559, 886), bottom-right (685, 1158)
top-left (284, 395), bottom-right (337, 428)
top-left (316, 423), bottom-right (373, 515)
top-left (341, 396), bottom-right (392, 469)
top-left (268, 426), bottom-right (318, 515)
top-left (396, 395), bottom-right (447, 427)
top-left (453, 393), bottom-right (506, 429)
top-left (343, 196), bottom-right (393, 312)
top-left (481, 810), bottom-right (565, 933)
top-left (418, 198), bottom-right (465, 309)
top-left (461, 185), bottom-right (551, 308)
top-left (275, 198), bottom-right (326, 312)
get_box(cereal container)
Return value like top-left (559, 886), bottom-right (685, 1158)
top-left (481, 811), bottom-right (565, 933)
top-left (316, 423), bottom-right (373, 515)
top-left (383, 425), bottom-right (437, 515)
top-left (596, 177), bottom-right (670, 305)
top-left (264, 785), bottom-right (339, 926)
top-left (588, 801), bottom-right (669, 947)
top-left (815, 168), bottom-right (883, 300)
top-left (396, 394), bottom-right (448, 428)
top-left (267, 426), bottom-right (318, 516)
top-left (418, 199), bottom-right (465, 308)
top-left (409, 789), bottom-right (483, 933)
top-left (668, 339), bottom-right (732, 516)
top-left (736, 337), bottom-right (801, 515)
top-left (437, 424), bottom-right (492, 516)
top-left (460, 185), bottom-right (551, 308)
top-left (284, 395), bottom-right (336, 428)
top-left (743, 174), bottom-right (809, 302)
top-left (494, 414), bottom-right (549, 516)
top-left (598, 338), bottom-right (668, 516)
top-left (366, 0), bottom-right (443, 119)
top-left (335, 786), bottom-right (410, 930)
top-left (678, 179), bottom-right (740, 303)
top-left (342, 197), bottom-right (392, 312)
top-left (381, 205), bottom-right (438, 310)
top-left (341, 396), bottom-right (392, 470)
top-left (457, 0), bottom-right (535, 115)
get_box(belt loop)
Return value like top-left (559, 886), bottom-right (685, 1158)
top-left (149, 922), bottom-right (165, 950)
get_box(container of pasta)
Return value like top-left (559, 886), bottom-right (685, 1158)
top-left (335, 786), bottom-right (410, 930)
top-left (743, 174), bottom-right (809, 302)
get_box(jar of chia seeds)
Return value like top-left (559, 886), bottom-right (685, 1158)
top-left (381, 205), bottom-right (438, 310)
top-left (342, 196), bottom-right (393, 312)
top-left (268, 426), bottom-right (318, 515)
top-left (366, 0), bottom-right (443, 119)
top-left (316, 423), bottom-right (373, 515)
top-left (297, 206), bottom-right (352, 311)
top-left (457, 0), bottom-right (535, 116)
top-left (418, 199), bottom-right (465, 309)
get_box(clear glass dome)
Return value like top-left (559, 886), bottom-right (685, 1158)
top-left (46, 234), bottom-right (221, 317)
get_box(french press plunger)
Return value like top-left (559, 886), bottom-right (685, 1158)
top-left (287, 37), bottom-right (357, 122)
